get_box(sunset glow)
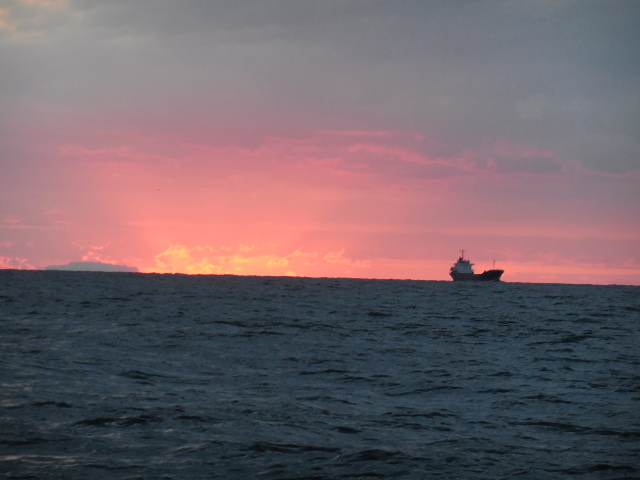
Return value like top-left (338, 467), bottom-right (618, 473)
top-left (2, 1), bottom-right (639, 284)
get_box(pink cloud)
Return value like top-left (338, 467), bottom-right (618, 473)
top-left (0, 255), bottom-right (35, 270)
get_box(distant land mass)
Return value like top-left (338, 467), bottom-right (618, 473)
top-left (45, 261), bottom-right (139, 273)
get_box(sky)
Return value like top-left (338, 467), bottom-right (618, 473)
top-left (1, 0), bottom-right (639, 284)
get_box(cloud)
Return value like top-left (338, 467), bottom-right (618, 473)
top-left (151, 244), bottom-right (372, 277)
top-left (0, 215), bottom-right (52, 229)
top-left (0, 8), bottom-right (11, 30)
top-left (3, 0), bottom-right (638, 173)
top-left (1, 0), bottom-right (639, 284)
top-left (154, 244), bottom-right (246, 275)
top-left (0, 255), bottom-right (35, 269)
top-left (324, 250), bottom-right (371, 269)
top-left (0, 0), bottom-right (75, 43)
top-left (57, 127), bottom-right (582, 184)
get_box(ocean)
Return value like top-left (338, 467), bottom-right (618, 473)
top-left (1, 270), bottom-right (638, 479)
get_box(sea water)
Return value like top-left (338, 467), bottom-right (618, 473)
top-left (1, 270), bottom-right (638, 479)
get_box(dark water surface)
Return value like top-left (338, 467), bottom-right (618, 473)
top-left (1, 270), bottom-right (638, 479)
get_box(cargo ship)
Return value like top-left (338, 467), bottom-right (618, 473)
top-left (449, 251), bottom-right (504, 281)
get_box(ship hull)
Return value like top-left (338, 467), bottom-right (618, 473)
top-left (450, 269), bottom-right (504, 282)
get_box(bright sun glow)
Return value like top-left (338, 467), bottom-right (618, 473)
top-left (2, 1), bottom-right (639, 285)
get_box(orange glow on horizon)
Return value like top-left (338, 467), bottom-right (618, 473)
top-left (2, 130), bottom-right (638, 285)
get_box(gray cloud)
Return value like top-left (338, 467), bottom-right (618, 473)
top-left (2, 0), bottom-right (639, 173)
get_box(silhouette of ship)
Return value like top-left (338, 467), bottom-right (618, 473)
top-left (449, 250), bottom-right (504, 281)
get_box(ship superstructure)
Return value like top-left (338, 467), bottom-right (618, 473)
top-left (449, 250), bottom-right (503, 281)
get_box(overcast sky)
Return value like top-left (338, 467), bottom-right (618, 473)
top-left (2, 0), bottom-right (639, 283)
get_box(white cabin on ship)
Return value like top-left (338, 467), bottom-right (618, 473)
top-left (449, 250), bottom-right (504, 282)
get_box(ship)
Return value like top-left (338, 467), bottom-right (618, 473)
top-left (449, 250), bottom-right (504, 281)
